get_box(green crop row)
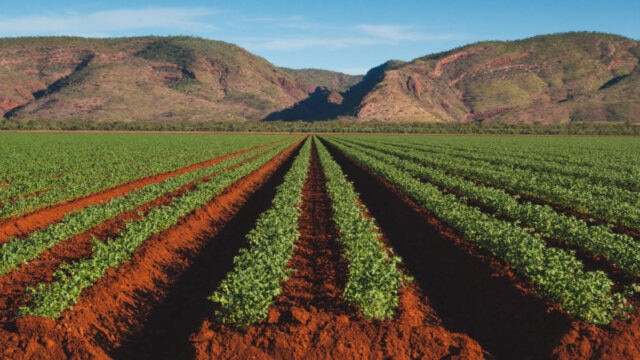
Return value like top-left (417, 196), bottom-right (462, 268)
top-left (344, 136), bottom-right (640, 230)
top-left (209, 138), bottom-right (311, 327)
top-left (333, 138), bottom-right (640, 277)
top-left (324, 137), bottom-right (630, 325)
top-left (373, 137), bottom-right (640, 192)
top-left (0, 142), bottom-right (282, 275)
top-left (316, 140), bottom-right (408, 320)
top-left (367, 135), bottom-right (640, 180)
top-left (0, 133), bottom-right (291, 219)
top-left (18, 140), bottom-right (299, 318)
top-left (391, 139), bottom-right (640, 199)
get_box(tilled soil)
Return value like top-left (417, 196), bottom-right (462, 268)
top-left (1, 136), bottom-right (639, 359)
top-left (322, 138), bottom-right (640, 360)
top-left (190, 141), bottom-right (484, 359)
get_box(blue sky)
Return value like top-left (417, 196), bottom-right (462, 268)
top-left (1, 1), bottom-right (638, 74)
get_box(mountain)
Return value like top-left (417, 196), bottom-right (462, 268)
top-left (334, 32), bottom-right (640, 123)
top-left (0, 32), bottom-right (638, 125)
top-left (0, 36), bottom-right (361, 122)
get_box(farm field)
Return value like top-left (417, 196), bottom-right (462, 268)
top-left (0, 133), bottom-right (639, 359)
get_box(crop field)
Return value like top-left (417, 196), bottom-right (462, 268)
top-left (0, 132), bottom-right (639, 359)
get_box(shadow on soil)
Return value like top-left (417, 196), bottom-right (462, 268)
top-left (321, 138), bottom-right (573, 360)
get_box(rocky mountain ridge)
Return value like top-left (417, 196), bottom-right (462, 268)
top-left (338, 32), bottom-right (640, 123)
top-left (0, 32), bottom-right (638, 124)
top-left (0, 36), bottom-right (361, 122)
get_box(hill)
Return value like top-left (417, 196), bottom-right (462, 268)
top-left (0, 33), bottom-right (638, 125)
top-left (0, 36), bottom-right (361, 122)
top-left (335, 32), bottom-right (640, 123)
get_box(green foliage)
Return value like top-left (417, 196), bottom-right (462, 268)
top-left (18, 140), bottom-right (299, 318)
top-left (209, 139), bottom-right (311, 326)
top-left (338, 137), bottom-right (640, 277)
top-left (2, 118), bottom-right (639, 135)
top-left (345, 135), bottom-right (640, 229)
top-left (0, 133), bottom-right (290, 219)
top-left (135, 37), bottom-right (196, 68)
top-left (316, 140), bottom-right (408, 320)
top-left (325, 135), bottom-right (631, 325)
top-left (0, 140), bottom-right (283, 275)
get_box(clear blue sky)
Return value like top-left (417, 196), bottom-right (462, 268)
top-left (1, 1), bottom-right (638, 74)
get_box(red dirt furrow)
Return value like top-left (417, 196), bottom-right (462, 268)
top-left (191, 142), bottom-right (485, 359)
top-left (0, 149), bottom-right (263, 328)
top-left (322, 138), bottom-right (640, 360)
top-left (0, 139), bottom-right (303, 360)
top-left (321, 139), bottom-right (575, 359)
top-left (0, 140), bottom-right (278, 245)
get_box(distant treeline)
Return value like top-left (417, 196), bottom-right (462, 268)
top-left (1, 118), bottom-right (639, 135)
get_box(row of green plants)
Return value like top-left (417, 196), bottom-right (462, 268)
top-left (384, 138), bottom-right (640, 197)
top-left (349, 136), bottom-right (640, 230)
top-left (0, 133), bottom-right (291, 219)
top-left (316, 140), bottom-right (408, 319)
top-left (0, 142), bottom-right (284, 275)
top-left (324, 137), bottom-right (630, 325)
top-left (209, 139), bottom-right (311, 326)
top-left (18, 141), bottom-right (299, 318)
top-left (374, 136), bottom-right (640, 192)
top-left (3, 117), bottom-right (640, 135)
top-left (333, 138), bottom-right (640, 277)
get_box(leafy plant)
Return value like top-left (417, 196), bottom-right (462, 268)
top-left (19, 139), bottom-right (300, 318)
top-left (325, 136), bottom-right (631, 325)
top-left (316, 140), bottom-right (408, 320)
top-left (209, 139), bottom-right (311, 326)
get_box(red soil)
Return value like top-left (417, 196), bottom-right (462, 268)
top-left (0, 141), bottom-right (278, 245)
top-left (1, 136), bottom-right (638, 359)
top-left (190, 141), bottom-right (484, 359)
top-left (321, 138), bottom-right (640, 360)
top-left (0, 147), bottom-right (275, 328)
top-left (0, 139), bottom-right (302, 359)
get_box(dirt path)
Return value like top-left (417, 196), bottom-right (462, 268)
top-left (190, 140), bottom-right (484, 359)
top-left (0, 141), bottom-right (278, 244)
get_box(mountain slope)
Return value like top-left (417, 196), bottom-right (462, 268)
top-left (0, 36), bottom-right (361, 122)
top-left (0, 33), bottom-right (638, 124)
top-left (344, 32), bottom-right (640, 123)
